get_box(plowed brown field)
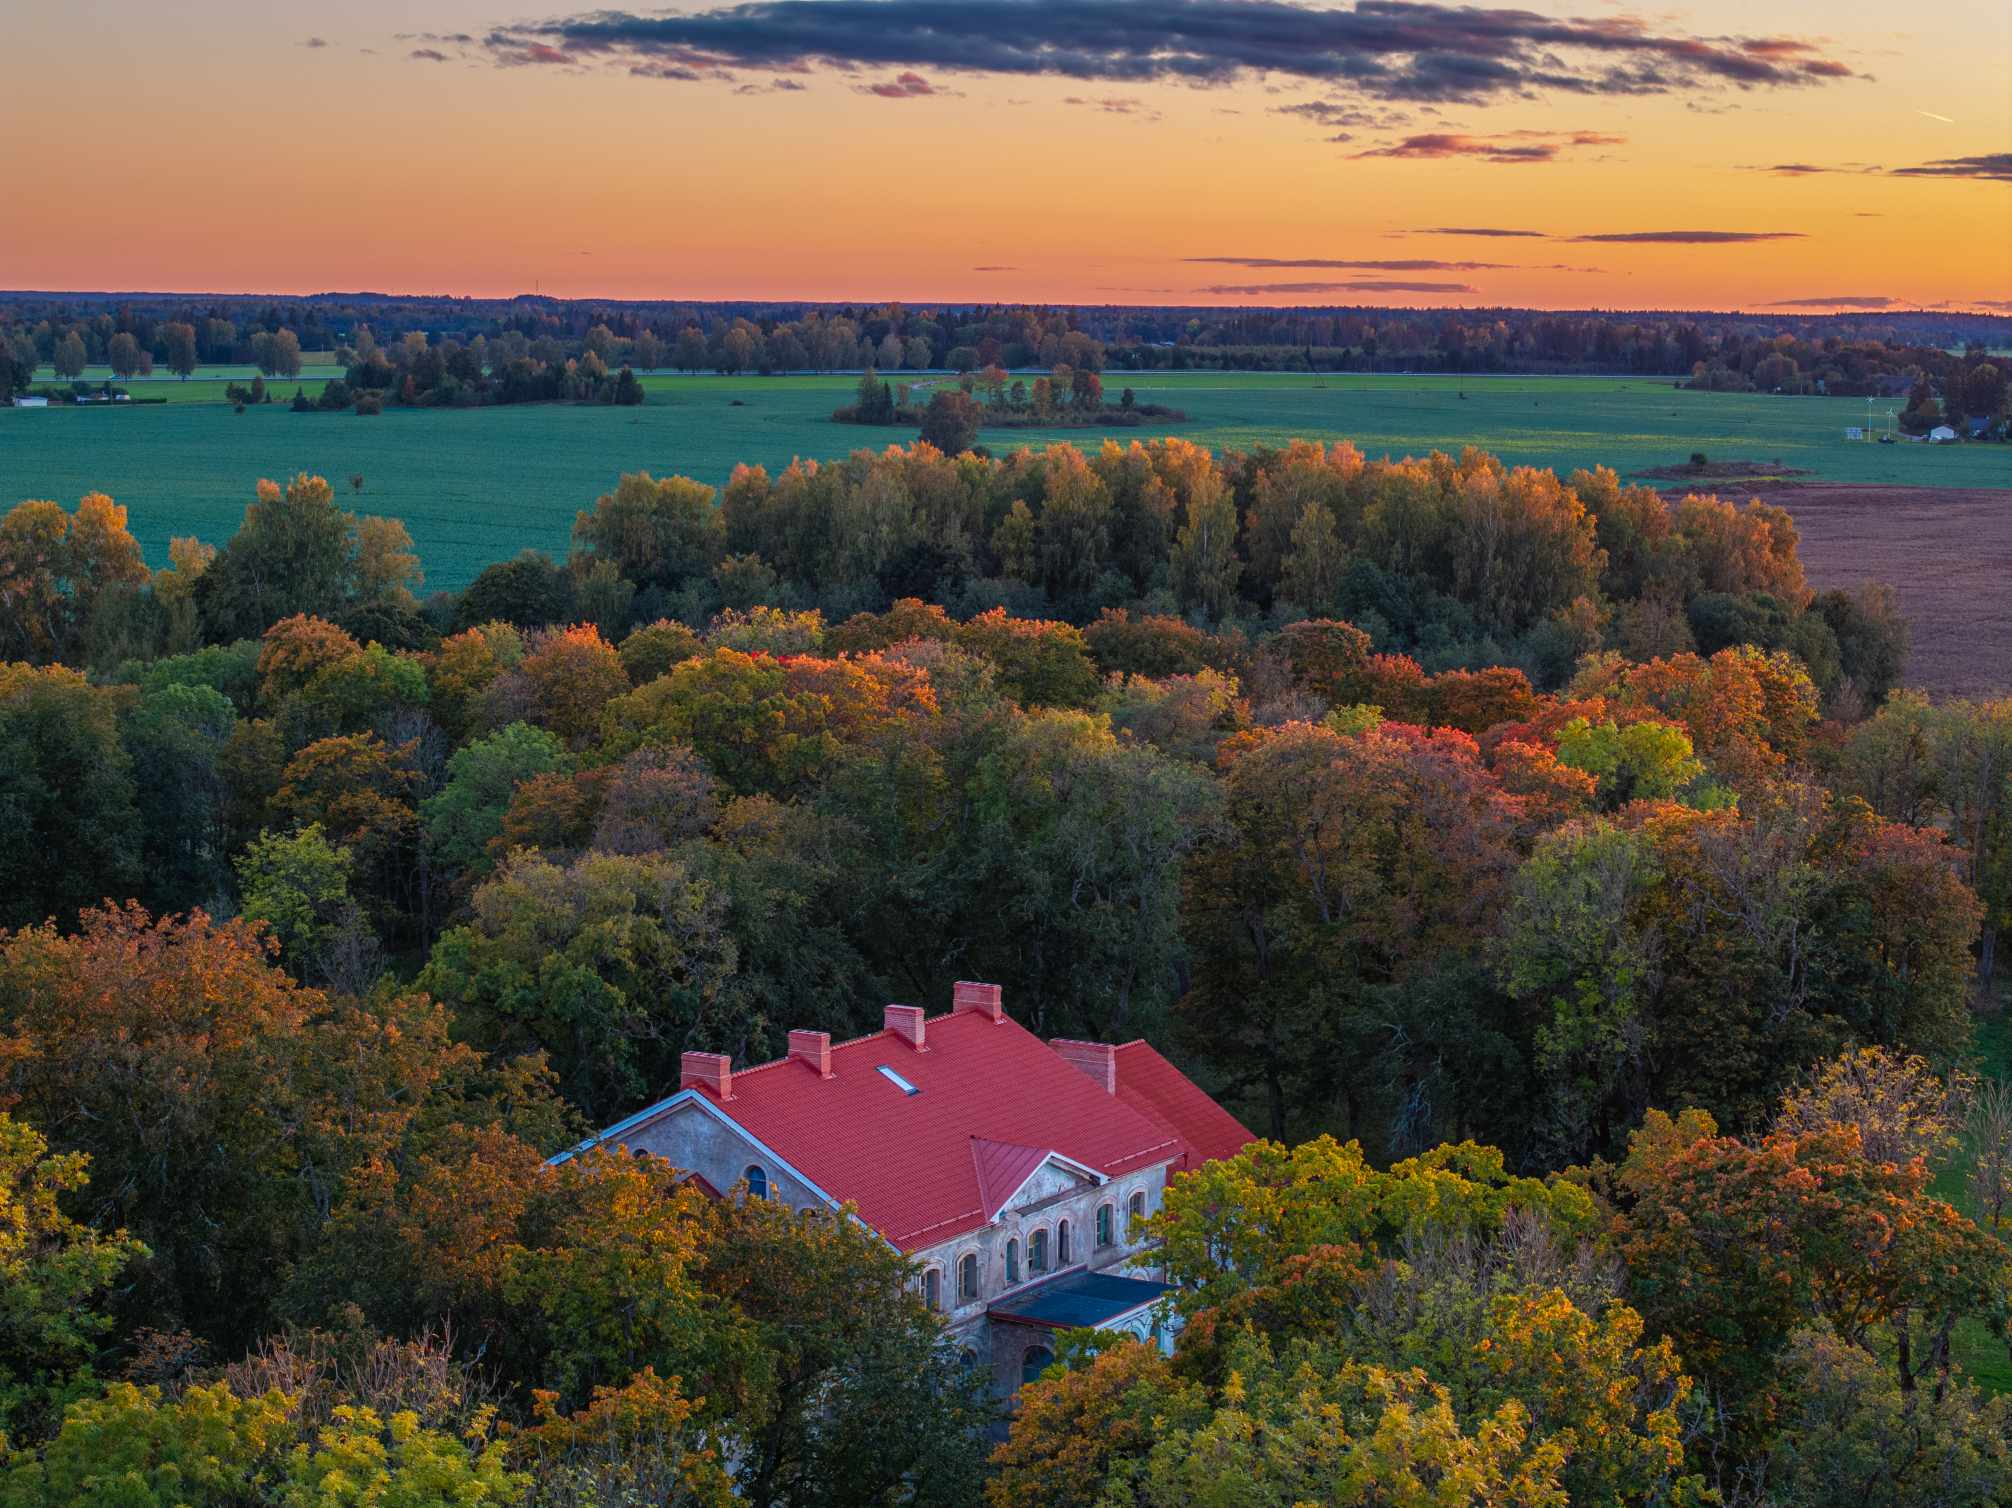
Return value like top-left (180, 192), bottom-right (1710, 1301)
top-left (1711, 484), bottom-right (2012, 697)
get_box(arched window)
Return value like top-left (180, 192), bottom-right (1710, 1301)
top-left (923, 1268), bottom-right (941, 1311)
top-left (1056, 1219), bottom-right (1071, 1264)
top-left (958, 1253), bottom-right (979, 1301)
top-left (1096, 1202), bottom-right (1114, 1248)
top-left (1005, 1238), bottom-right (1020, 1284)
top-left (744, 1165), bottom-right (768, 1200)
top-left (959, 1346), bottom-right (980, 1371)
top-left (1029, 1228), bottom-right (1048, 1274)
top-left (1022, 1345), bottom-right (1054, 1386)
top-left (1128, 1191), bottom-right (1146, 1235)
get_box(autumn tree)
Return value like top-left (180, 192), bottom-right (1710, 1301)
top-left (572, 472), bottom-right (725, 592)
top-left (0, 664), bottom-right (140, 930)
top-left (0, 494), bottom-right (149, 664)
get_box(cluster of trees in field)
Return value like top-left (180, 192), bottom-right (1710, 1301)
top-left (3, 440), bottom-right (2009, 1501)
top-left (835, 366), bottom-right (1185, 446)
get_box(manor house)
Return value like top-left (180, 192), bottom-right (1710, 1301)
top-left (557, 981), bottom-right (1253, 1400)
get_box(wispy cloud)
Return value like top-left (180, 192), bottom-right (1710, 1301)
top-left (1351, 129), bottom-right (1623, 162)
top-left (1767, 296), bottom-right (1904, 308)
top-left (409, 48), bottom-right (452, 63)
top-left (1568, 229), bottom-right (1804, 243)
top-left (1410, 225), bottom-right (1546, 237)
top-left (1891, 152), bottom-right (2011, 182)
top-left (301, 37), bottom-right (330, 49)
top-left (973, 264), bottom-right (1018, 272)
top-left (857, 70), bottom-right (949, 98)
top-left (1186, 256), bottom-right (1514, 270)
top-left (1195, 278), bottom-right (1477, 294)
top-left (1063, 95), bottom-right (1157, 115)
top-left (464, 2), bottom-right (1863, 104)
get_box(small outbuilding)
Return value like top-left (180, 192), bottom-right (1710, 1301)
top-left (1928, 424), bottom-right (1958, 443)
top-left (10, 395), bottom-right (49, 408)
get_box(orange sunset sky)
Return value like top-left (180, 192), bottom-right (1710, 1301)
top-left (4, 0), bottom-right (2007, 311)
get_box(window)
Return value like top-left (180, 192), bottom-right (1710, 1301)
top-left (1005, 1238), bottom-right (1020, 1285)
top-left (958, 1253), bottom-right (979, 1301)
top-left (1022, 1345), bottom-right (1054, 1386)
top-left (923, 1268), bottom-right (941, 1311)
top-left (1029, 1228), bottom-right (1048, 1274)
top-left (1096, 1202), bottom-right (1114, 1249)
top-left (744, 1165), bottom-right (768, 1200)
top-left (1128, 1191), bottom-right (1146, 1235)
top-left (959, 1346), bottom-right (980, 1371)
top-left (875, 1064), bottom-right (920, 1095)
top-left (1056, 1219), bottom-right (1071, 1264)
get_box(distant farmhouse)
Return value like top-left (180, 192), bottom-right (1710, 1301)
top-left (10, 395), bottom-right (49, 408)
top-left (557, 982), bottom-right (1253, 1401)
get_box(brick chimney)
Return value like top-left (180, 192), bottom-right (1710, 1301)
top-left (1051, 1038), bottom-right (1117, 1094)
top-left (788, 1029), bottom-right (834, 1078)
top-left (680, 1050), bottom-right (733, 1099)
top-left (953, 980), bottom-right (1004, 1023)
top-left (884, 1004), bottom-right (927, 1050)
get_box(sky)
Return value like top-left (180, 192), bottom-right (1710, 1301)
top-left (3, 0), bottom-right (2007, 311)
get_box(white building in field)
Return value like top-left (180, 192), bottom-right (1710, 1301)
top-left (11, 395), bottom-right (49, 408)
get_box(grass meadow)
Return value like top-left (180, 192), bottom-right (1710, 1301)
top-left (4, 368), bottom-right (2007, 592)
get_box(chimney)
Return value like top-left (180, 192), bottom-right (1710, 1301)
top-left (789, 1029), bottom-right (834, 1078)
top-left (1050, 1038), bottom-right (1117, 1094)
top-left (680, 1051), bottom-right (733, 1099)
top-left (953, 980), bottom-right (1004, 1023)
top-left (884, 1004), bottom-right (927, 1050)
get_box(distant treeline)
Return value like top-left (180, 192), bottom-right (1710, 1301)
top-left (4, 293), bottom-right (2009, 402)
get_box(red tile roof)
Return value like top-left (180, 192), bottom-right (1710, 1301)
top-left (679, 1008), bottom-right (1246, 1251)
top-left (1111, 1041), bottom-right (1257, 1169)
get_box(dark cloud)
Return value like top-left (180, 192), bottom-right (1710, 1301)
top-left (409, 48), bottom-right (452, 63)
top-left (472, 2), bottom-right (1860, 104)
top-left (1195, 279), bottom-right (1477, 294)
top-left (857, 69), bottom-right (944, 97)
top-left (973, 265), bottom-right (1018, 272)
top-left (1274, 99), bottom-right (1410, 128)
top-left (733, 77), bottom-right (809, 93)
top-left (1567, 229), bottom-right (1804, 243)
top-left (1186, 256), bottom-right (1514, 270)
top-left (1768, 296), bottom-right (1902, 308)
top-left (1413, 225), bottom-right (1546, 237)
top-left (302, 37), bottom-right (329, 49)
top-left (1891, 152), bottom-right (2012, 182)
top-left (1754, 162), bottom-right (1835, 174)
top-left (1352, 128), bottom-right (1623, 161)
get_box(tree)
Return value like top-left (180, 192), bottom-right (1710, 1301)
top-left (50, 332), bottom-right (85, 379)
top-left (105, 332), bottom-right (142, 380)
top-left (418, 849), bottom-right (742, 1119)
top-left (254, 328), bottom-right (303, 379)
top-left (918, 390), bottom-right (980, 455)
top-left (194, 475), bottom-right (373, 643)
top-left (0, 905), bottom-right (472, 1348)
top-left (159, 321), bottom-right (198, 380)
top-left (0, 1113), bottom-right (145, 1443)
top-left (1608, 1108), bottom-right (2010, 1414)
top-left (455, 551), bottom-right (574, 632)
top-left (1168, 469), bottom-right (1242, 621)
top-left (1553, 716), bottom-right (1713, 809)
top-left (573, 472), bottom-right (726, 593)
top-left (421, 721), bottom-right (571, 880)
top-left (1179, 722), bottom-right (1520, 1140)
top-left (1497, 818), bottom-right (1664, 1160)
top-left (501, 625), bottom-right (631, 747)
top-left (0, 664), bottom-right (140, 931)
top-left (233, 822), bottom-right (357, 974)
top-left (0, 494), bottom-right (149, 664)
top-left (699, 1193), bottom-right (993, 1506)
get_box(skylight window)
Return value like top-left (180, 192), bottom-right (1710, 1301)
top-left (876, 1064), bottom-right (921, 1095)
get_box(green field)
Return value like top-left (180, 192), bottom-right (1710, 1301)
top-left (4, 369), bottom-right (2007, 593)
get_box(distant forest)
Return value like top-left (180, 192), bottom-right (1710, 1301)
top-left (3, 291), bottom-right (2008, 407)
